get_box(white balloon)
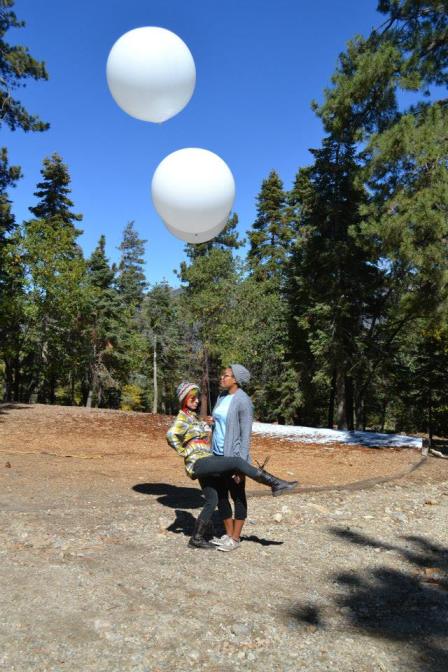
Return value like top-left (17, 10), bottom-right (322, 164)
top-left (106, 27), bottom-right (196, 123)
top-left (163, 217), bottom-right (228, 243)
top-left (151, 148), bottom-right (235, 235)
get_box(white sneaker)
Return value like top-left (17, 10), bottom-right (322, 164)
top-left (217, 537), bottom-right (241, 552)
top-left (210, 534), bottom-right (230, 546)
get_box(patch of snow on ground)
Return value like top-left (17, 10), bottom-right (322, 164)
top-left (252, 422), bottom-right (422, 449)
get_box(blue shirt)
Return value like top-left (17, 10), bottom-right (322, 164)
top-left (212, 394), bottom-right (234, 455)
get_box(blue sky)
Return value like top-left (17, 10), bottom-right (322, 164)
top-left (5, 0), bottom-right (382, 286)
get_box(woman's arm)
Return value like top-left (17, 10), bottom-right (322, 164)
top-left (238, 398), bottom-right (253, 460)
top-left (166, 416), bottom-right (189, 457)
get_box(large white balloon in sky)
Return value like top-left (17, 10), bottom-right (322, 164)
top-left (151, 148), bottom-right (236, 241)
top-left (106, 27), bottom-right (196, 123)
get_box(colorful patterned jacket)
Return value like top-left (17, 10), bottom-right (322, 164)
top-left (166, 410), bottom-right (212, 479)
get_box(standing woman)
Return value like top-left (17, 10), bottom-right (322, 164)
top-left (166, 381), bottom-right (298, 550)
top-left (210, 364), bottom-right (253, 552)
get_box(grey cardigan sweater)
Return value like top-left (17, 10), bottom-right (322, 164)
top-left (212, 388), bottom-right (253, 462)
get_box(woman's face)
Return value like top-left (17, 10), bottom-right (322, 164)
top-left (220, 367), bottom-right (236, 391)
top-left (184, 390), bottom-right (200, 411)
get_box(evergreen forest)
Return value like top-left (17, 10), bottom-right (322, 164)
top-left (1, 1), bottom-right (448, 443)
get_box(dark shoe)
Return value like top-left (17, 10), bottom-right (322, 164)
top-left (254, 468), bottom-right (299, 496)
top-left (188, 519), bottom-right (216, 550)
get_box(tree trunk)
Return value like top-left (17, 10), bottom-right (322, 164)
top-left (345, 375), bottom-right (354, 431)
top-left (427, 389), bottom-right (433, 448)
top-left (86, 389), bottom-right (93, 408)
top-left (380, 400), bottom-right (388, 433)
top-left (336, 370), bottom-right (345, 429)
top-left (86, 345), bottom-right (98, 408)
top-left (200, 346), bottom-right (209, 417)
top-left (152, 335), bottom-right (158, 414)
top-left (48, 373), bottom-right (56, 404)
top-left (4, 358), bottom-right (13, 402)
top-left (327, 369), bottom-right (337, 429)
top-left (70, 372), bottom-right (75, 406)
top-left (12, 357), bottom-right (20, 402)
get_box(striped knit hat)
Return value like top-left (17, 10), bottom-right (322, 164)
top-left (176, 381), bottom-right (200, 405)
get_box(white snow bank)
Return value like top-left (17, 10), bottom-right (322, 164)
top-left (252, 422), bottom-right (422, 449)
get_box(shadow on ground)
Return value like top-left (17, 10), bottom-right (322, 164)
top-left (133, 482), bottom-right (205, 509)
top-left (132, 482), bottom-right (284, 545)
top-left (286, 529), bottom-right (448, 672)
top-left (0, 403), bottom-right (32, 421)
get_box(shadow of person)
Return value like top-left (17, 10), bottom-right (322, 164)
top-left (132, 482), bottom-right (204, 509)
top-left (166, 509), bottom-right (224, 538)
top-left (132, 483), bottom-right (285, 546)
top-left (166, 509), bottom-right (196, 536)
top-left (241, 534), bottom-right (284, 547)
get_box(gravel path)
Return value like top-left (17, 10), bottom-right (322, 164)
top-left (1, 452), bottom-right (447, 672)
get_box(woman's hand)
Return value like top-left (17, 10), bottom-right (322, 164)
top-left (204, 415), bottom-right (214, 426)
top-left (232, 474), bottom-right (242, 484)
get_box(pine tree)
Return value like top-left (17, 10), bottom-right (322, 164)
top-left (29, 153), bottom-right (82, 232)
top-left (0, 0), bottom-right (49, 399)
top-left (117, 221), bottom-right (147, 309)
top-left (315, 1), bottom-right (448, 143)
top-left (20, 156), bottom-right (86, 403)
top-left (0, 148), bottom-right (25, 400)
top-left (0, 146), bottom-right (21, 287)
top-left (287, 138), bottom-right (382, 429)
top-left (241, 173), bottom-right (294, 421)
top-left (139, 282), bottom-right (186, 414)
top-left (0, 0), bottom-right (49, 132)
top-left (177, 215), bottom-right (242, 415)
top-left (82, 235), bottom-right (125, 407)
top-left (247, 170), bottom-right (292, 281)
top-left (307, 0), bottom-right (448, 438)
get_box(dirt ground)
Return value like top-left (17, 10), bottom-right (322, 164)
top-left (0, 403), bottom-right (424, 492)
top-left (1, 404), bottom-right (447, 672)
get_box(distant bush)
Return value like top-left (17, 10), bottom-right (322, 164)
top-left (120, 384), bottom-right (144, 411)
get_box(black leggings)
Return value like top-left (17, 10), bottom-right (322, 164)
top-left (193, 455), bottom-right (260, 480)
top-left (193, 456), bottom-right (258, 523)
top-left (217, 475), bottom-right (247, 520)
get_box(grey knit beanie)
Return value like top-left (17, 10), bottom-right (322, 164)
top-left (230, 364), bottom-right (251, 387)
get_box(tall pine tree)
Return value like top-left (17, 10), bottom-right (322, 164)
top-left (178, 215), bottom-right (242, 415)
top-left (21, 155), bottom-right (86, 403)
top-left (117, 221), bottom-right (147, 309)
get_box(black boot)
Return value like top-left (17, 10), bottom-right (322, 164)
top-left (253, 468), bottom-right (298, 496)
top-left (188, 519), bottom-right (216, 549)
top-left (204, 519), bottom-right (214, 540)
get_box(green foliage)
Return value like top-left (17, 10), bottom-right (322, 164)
top-left (0, 147), bottom-right (23, 354)
top-left (120, 383), bottom-right (144, 411)
top-left (177, 216), bottom-right (242, 412)
top-left (248, 170), bottom-right (292, 280)
top-left (29, 153), bottom-right (82, 230)
top-left (2, 0), bottom-right (448, 440)
top-left (138, 282), bottom-right (187, 413)
top-left (117, 221), bottom-right (147, 308)
top-left (315, 1), bottom-right (448, 142)
top-left (0, 0), bottom-right (49, 132)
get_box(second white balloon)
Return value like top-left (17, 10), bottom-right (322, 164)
top-left (151, 148), bottom-right (236, 240)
